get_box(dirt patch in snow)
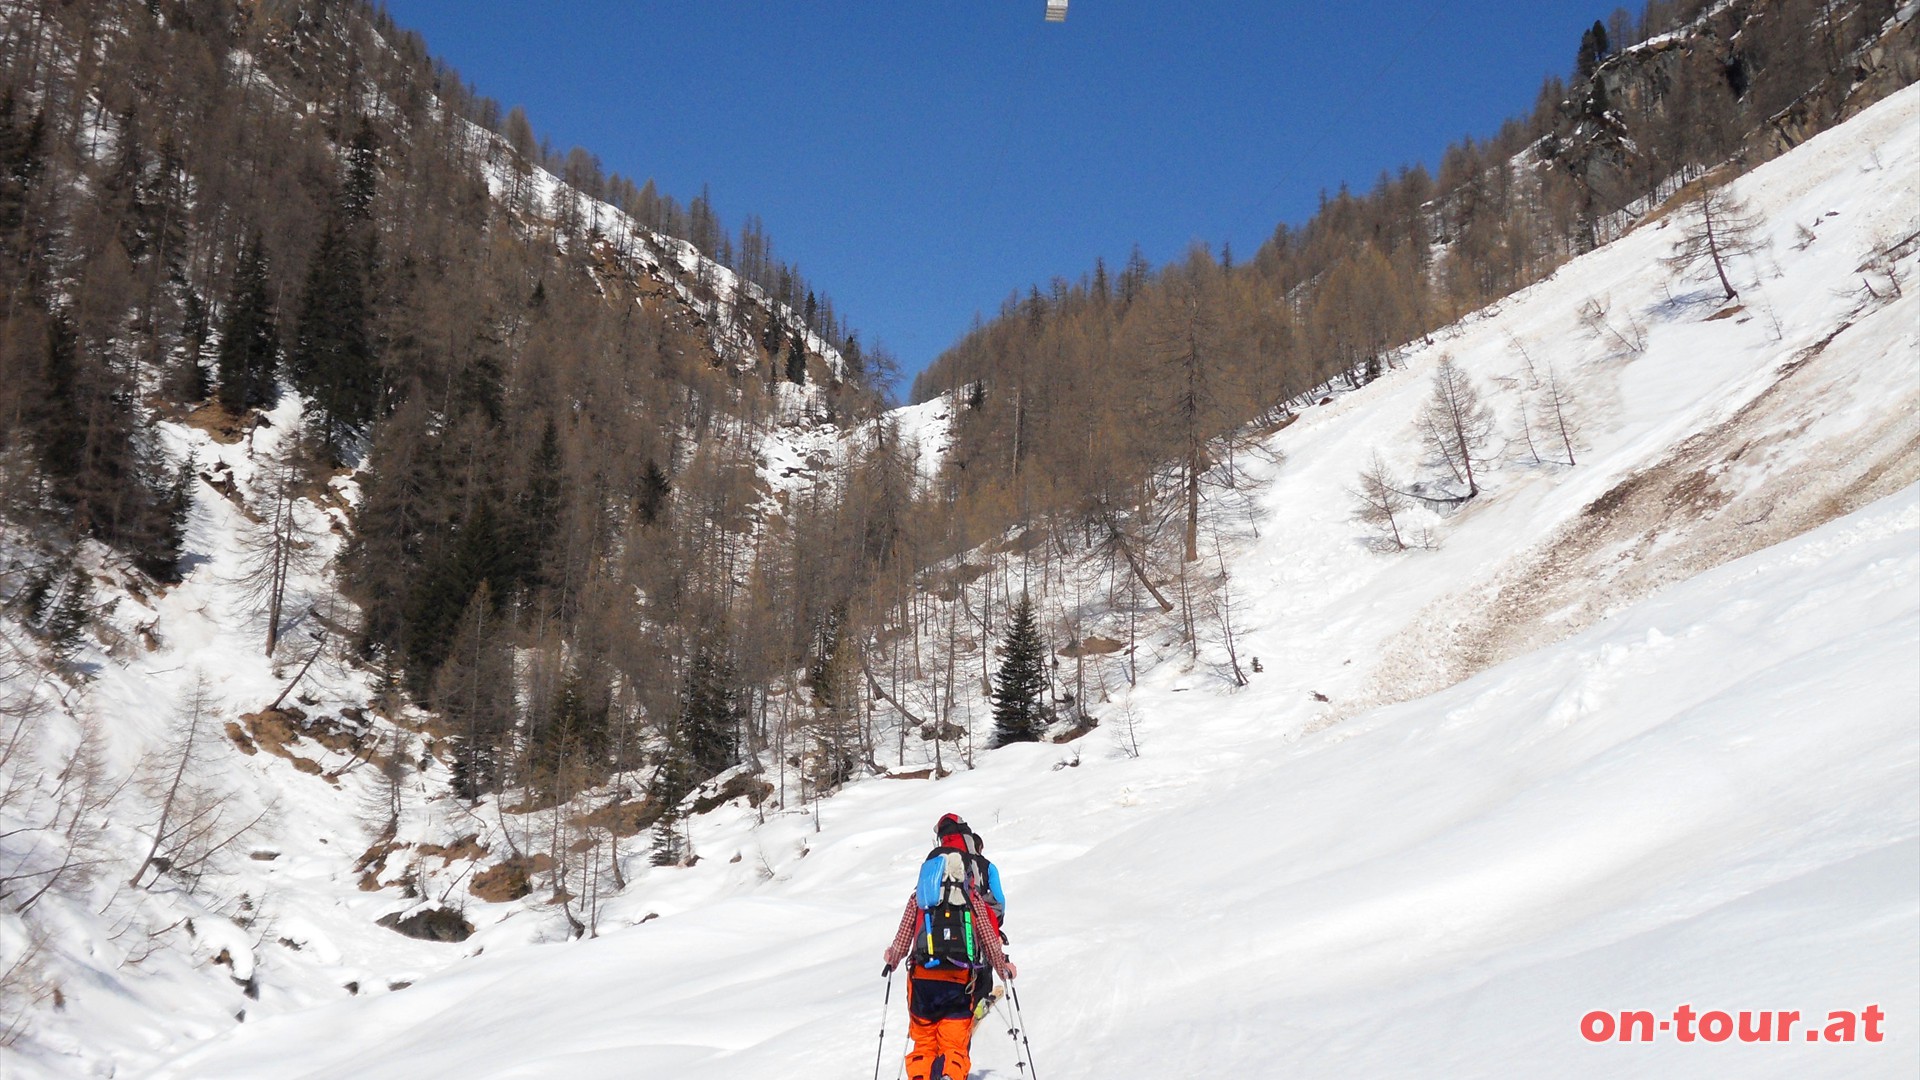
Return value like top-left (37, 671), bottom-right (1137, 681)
top-left (1359, 304), bottom-right (1920, 712)
top-left (417, 834), bottom-right (488, 863)
top-left (236, 709), bottom-right (328, 776)
top-left (468, 854), bottom-right (554, 903)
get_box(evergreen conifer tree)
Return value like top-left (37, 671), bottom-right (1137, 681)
top-left (681, 641), bottom-right (740, 778)
top-left (403, 499), bottom-right (510, 692)
top-left (0, 92), bottom-right (47, 263)
top-left (760, 316), bottom-right (784, 360)
top-left (292, 124), bottom-right (381, 455)
top-left (36, 312), bottom-right (82, 482)
top-left (785, 332), bottom-right (807, 385)
top-left (635, 457), bottom-right (671, 526)
top-left (806, 604), bottom-right (844, 708)
top-left (174, 290), bottom-right (211, 400)
top-left (146, 453), bottom-right (195, 584)
top-left (290, 220), bottom-right (376, 449)
top-left (508, 418), bottom-right (563, 592)
top-left (1576, 20), bottom-right (1611, 82)
top-left (991, 594), bottom-right (1050, 746)
top-left (649, 801), bottom-right (686, 867)
top-left (216, 233), bottom-right (279, 413)
top-left (37, 562), bottom-right (92, 659)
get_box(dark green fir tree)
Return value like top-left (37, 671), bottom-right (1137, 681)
top-left (681, 640), bottom-right (740, 778)
top-left (216, 232), bottom-right (279, 413)
top-left (290, 219), bottom-right (377, 450)
top-left (991, 594), bottom-right (1050, 746)
top-left (635, 457), bottom-right (671, 527)
top-left (785, 331), bottom-right (807, 386)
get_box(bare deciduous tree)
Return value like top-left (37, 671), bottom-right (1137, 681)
top-left (1665, 186), bottom-right (1764, 301)
top-left (1352, 451), bottom-right (1411, 550)
top-left (1535, 362), bottom-right (1582, 466)
top-left (1419, 358), bottom-right (1496, 498)
top-left (130, 676), bottom-right (269, 891)
top-left (0, 649), bottom-right (117, 917)
top-left (1209, 539), bottom-right (1248, 687)
top-left (1110, 695), bottom-right (1143, 759)
top-left (1578, 295), bottom-right (1647, 355)
top-left (232, 442), bottom-right (324, 657)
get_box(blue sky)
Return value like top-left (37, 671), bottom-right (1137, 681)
top-left (382, 1), bottom-right (1613, 389)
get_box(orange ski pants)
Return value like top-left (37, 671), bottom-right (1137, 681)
top-left (905, 967), bottom-right (976, 1080)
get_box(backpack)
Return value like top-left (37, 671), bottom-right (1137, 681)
top-left (911, 849), bottom-right (981, 970)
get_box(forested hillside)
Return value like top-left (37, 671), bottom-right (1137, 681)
top-left (0, 0), bottom-right (928, 1064)
top-left (914, 0), bottom-right (1914, 562)
top-left (0, 0), bottom-right (937, 813)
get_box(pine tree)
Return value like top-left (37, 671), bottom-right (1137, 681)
top-left (509, 417), bottom-right (564, 592)
top-left (402, 499), bottom-right (511, 692)
top-left (291, 125), bottom-right (381, 455)
top-left (434, 583), bottom-right (513, 801)
top-left (680, 641), bottom-right (739, 778)
top-left (648, 701), bottom-right (700, 866)
top-left (841, 333), bottom-right (863, 384)
top-left (339, 119), bottom-right (380, 224)
top-left (806, 603), bottom-right (845, 709)
top-left (1576, 20), bottom-right (1612, 82)
top-left (0, 93), bottom-right (46, 267)
top-left (991, 594), bottom-right (1050, 746)
top-left (635, 457), bottom-right (671, 526)
top-left (216, 233), bottom-right (279, 413)
top-left (40, 563), bottom-right (92, 660)
top-left (290, 220), bottom-right (376, 450)
top-left (172, 289), bottom-right (211, 401)
top-left (760, 316), bottom-right (784, 360)
top-left (35, 312), bottom-right (84, 485)
top-left (785, 332), bottom-right (807, 386)
top-left (534, 669), bottom-right (611, 781)
top-left (149, 453), bottom-right (195, 584)
top-left (649, 801), bottom-right (686, 867)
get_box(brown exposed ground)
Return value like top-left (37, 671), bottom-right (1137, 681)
top-left (1358, 301), bottom-right (1920, 714)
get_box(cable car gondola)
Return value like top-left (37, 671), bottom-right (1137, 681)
top-left (1045, 0), bottom-right (1067, 23)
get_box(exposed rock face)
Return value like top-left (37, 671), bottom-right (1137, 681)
top-left (1541, 0), bottom-right (1917, 231)
top-left (1770, 10), bottom-right (1920, 151)
top-left (376, 907), bottom-right (474, 943)
top-left (690, 773), bottom-right (776, 815)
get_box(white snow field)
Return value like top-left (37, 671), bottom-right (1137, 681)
top-left (142, 82), bottom-right (1920, 1080)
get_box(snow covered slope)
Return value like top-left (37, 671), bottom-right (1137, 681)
top-left (149, 483), bottom-right (1920, 1080)
top-left (143, 81), bottom-right (1920, 1080)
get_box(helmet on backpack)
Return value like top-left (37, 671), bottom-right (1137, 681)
top-left (914, 845), bottom-right (982, 971)
top-left (936, 813), bottom-right (968, 839)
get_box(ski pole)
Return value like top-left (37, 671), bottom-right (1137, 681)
top-left (993, 997), bottom-right (1027, 1077)
top-left (1009, 982), bottom-right (1041, 1080)
top-left (873, 967), bottom-right (895, 1080)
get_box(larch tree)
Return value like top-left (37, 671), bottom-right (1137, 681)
top-left (1419, 357), bottom-right (1496, 498)
top-left (1352, 451), bottom-right (1411, 551)
top-left (1665, 185), bottom-right (1765, 302)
